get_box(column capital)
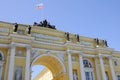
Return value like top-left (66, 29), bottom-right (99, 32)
top-left (26, 45), bottom-right (31, 50)
top-left (94, 55), bottom-right (99, 59)
top-left (108, 55), bottom-right (113, 59)
top-left (78, 53), bottom-right (83, 56)
top-left (66, 50), bottom-right (71, 54)
top-left (9, 44), bottom-right (16, 49)
top-left (98, 54), bottom-right (103, 58)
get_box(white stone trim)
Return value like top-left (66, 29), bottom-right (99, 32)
top-left (113, 51), bottom-right (120, 54)
top-left (0, 36), bottom-right (10, 39)
top-left (15, 56), bottom-right (26, 58)
top-left (94, 58), bottom-right (100, 80)
top-left (96, 47), bottom-right (114, 52)
top-left (83, 54), bottom-right (95, 57)
top-left (99, 55), bottom-right (107, 80)
top-left (8, 44), bottom-right (16, 80)
top-left (67, 50), bottom-right (73, 80)
top-left (10, 34), bottom-right (35, 40)
top-left (11, 42), bottom-right (31, 47)
top-left (108, 57), bottom-right (116, 80)
top-left (79, 54), bottom-right (86, 80)
top-left (0, 44), bottom-right (9, 48)
top-left (0, 28), bottom-right (9, 33)
top-left (32, 48), bottom-right (65, 54)
top-left (25, 46), bottom-right (31, 80)
top-left (31, 33), bottom-right (63, 41)
top-left (33, 40), bottom-right (64, 47)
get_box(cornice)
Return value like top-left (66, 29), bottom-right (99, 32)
top-left (10, 34), bottom-right (34, 40)
top-left (113, 51), bottom-right (120, 54)
top-left (33, 40), bottom-right (64, 48)
top-left (0, 35), bottom-right (10, 39)
top-left (32, 48), bottom-right (66, 54)
top-left (96, 47), bottom-right (114, 52)
top-left (64, 42), bottom-right (85, 47)
top-left (0, 44), bottom-right (9, 48)
top-left (11, 42), bottom-right (31, 47)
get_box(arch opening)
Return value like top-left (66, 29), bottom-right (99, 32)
top-left (31, 54), bottom-right (66, 80)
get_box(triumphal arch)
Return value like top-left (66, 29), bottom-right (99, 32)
top-left (0, 20), bottom-right (120, 80)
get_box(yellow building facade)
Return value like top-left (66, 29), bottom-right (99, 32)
top-left (0, 21), bottom-right (120, 80)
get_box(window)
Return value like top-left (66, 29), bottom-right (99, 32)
top-left (83, 60), bottom-right (92, 68)
top-left (83, 60), bottom-right (94, 80)
top-left (114, 60), bottom-right (118, 66)
top-left (85, 72), bottom-right (90, 80)
top-left (85, 72), bottom-right (93, 80)
top-left (0, 51), bottom-right (4, 80)
top-left (105, 72), bottom-right (109, 80)
top-left (117, 75), bottom-right (120, 80)
top-left (0, 54), bottom-right (2, 60)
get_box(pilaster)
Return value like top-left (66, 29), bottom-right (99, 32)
top-left (67, 50), bottom-right (73, 80)
top-left (99, 54), bottom-right (107, 80)
top-left (94, 57), bottom-right (100, 80)
top-left (79, 54), bottom-right (86, 80)
top-left (7, 44), bottom-right (16, 80)
top-left (25, 45), bottom-right (31, 80)
top-left (108, 56), bottom-right (116, 80)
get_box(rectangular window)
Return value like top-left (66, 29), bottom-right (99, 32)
top-left (114, 60), bottom-right (118, 66)
top-left (85, 72), bottom-right (90, 80)
top-left (118, 75), bottom-right (120, 80)
top-left (91, 72), bottom-right (93, 80)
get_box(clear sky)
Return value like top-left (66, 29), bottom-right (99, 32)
top-left (0, 0), bottom-right (120, 79)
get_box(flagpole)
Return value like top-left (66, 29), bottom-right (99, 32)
top-left (35, 3), bottom-right (45, 21)
top-left (41, 5), bottom-right (45, 21)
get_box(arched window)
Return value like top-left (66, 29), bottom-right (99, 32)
top-left (83, 60), bottom-right (94, 80)
top-left (83, 60), bottom-right (92, 68)
top-left (0, 51), bottom-right (4, 80)
top-left (0, 51), bottom-right (4, 60)
top-left (0, 53), bottom-right (2, 60)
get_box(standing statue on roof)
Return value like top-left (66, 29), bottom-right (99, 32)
top-left (75, 34), bottom-right (80, 42)
top-left (65, 32), bottom-right (70, 41)
top-left (105, 40), bottom-right (108, 47)
top-left (14, 23), bottom-right (18, 32)
top-left (94, 38), bottom-right (99, 45)
top-left (28, 25), bottom-right (31, 34)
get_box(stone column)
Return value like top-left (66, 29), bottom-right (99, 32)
top-left (67, 50), bottom-right (73, 80)
top-left (108, 56), bottom-right (116, 80)
top-left (99, 55), bottom-right (107, 80)
top-left (79, 54), bottom-right (85, 80)
top-left (8, 44), bottom-right (16, 80)
top-left (94, 57), bottom-right (100, 80)
top-left (25, 46), bottom-right (31, 80)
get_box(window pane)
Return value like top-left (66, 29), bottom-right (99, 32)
top-left (0, 53), bottom-right (2, 60)
top-left (114, 61), bottom-right (118, 66)
top-left (85, 72), bottom-right (90, 80)
top-left (118, 75), bottom-right (120, 80)
top-left (91, 72), bottom-right (93, 80)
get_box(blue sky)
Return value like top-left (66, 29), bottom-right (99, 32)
top-left (0, 0), bottom-right (120, 79)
